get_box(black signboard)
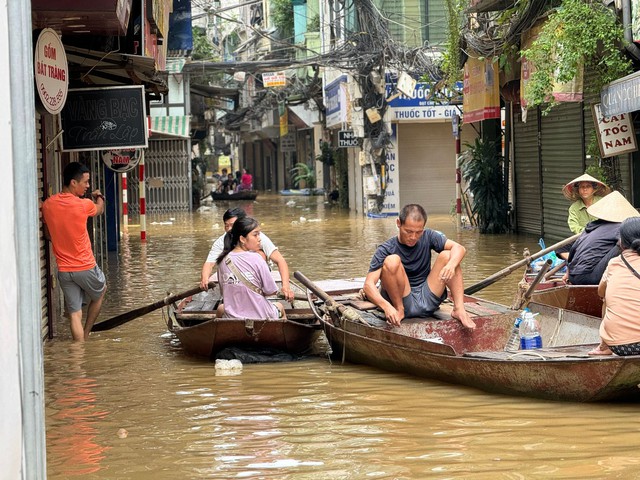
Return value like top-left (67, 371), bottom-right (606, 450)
top-left (61, 86), bottom-right (148, 151)
top-left (338, 129), bottom-right (360, 148)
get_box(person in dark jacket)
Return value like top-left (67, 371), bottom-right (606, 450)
top-left (565, 191), bottom-right (640, 285)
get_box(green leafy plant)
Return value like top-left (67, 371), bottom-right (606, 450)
top-left (290, 162), bottom-right (316, 188)
top-left (585, 162), bottom-right (608, 185)
top-left (461, 139), bottom-right (509, 234)
top-left (521, 0), bottom-right (632, 111)
top-left (192, 27), bottom-right (214, 60)
top-left (440, 0), bottom-right (468, 88)
top-left (308, 14), bottom-right (320, 33)
top-left (315, 141), bottom-right (336, 166)
top-left (271, 0), bottom-right (295, 40)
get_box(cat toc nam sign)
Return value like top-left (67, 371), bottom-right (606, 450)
top-left (593, 103), bottom-right (638, 158)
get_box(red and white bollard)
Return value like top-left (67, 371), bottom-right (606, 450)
top-left (122, 172), bottom-right (128, 232)
top-left (139, 152), bottom-right (146, 242)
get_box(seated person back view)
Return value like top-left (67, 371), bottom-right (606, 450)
top-left (566, 191), bottom-right (640, 285)
top-left (200, 207), bottom-right (295, 301)
top-left (215, 216), bottom-right (286, 319)
top-left (589, 217), bottom-right (640, 356)
top-left (363, 204), bottom-right (476, 330)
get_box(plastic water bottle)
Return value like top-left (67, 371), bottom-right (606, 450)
top-left (519, 311), bottom-right (542, 349)
top-left (504, 307), bottom-right (529, 351)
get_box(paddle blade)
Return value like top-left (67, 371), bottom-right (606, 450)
top-left (91, 283), bottom-right (214, 332)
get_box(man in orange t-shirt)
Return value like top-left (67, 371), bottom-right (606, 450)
top-left (42, 162), bottom-right (106, 341)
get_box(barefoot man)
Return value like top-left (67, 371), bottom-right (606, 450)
top-left (363, 204), bottom-right (476, 329)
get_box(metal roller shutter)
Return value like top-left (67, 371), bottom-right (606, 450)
top-left (398, 123), bottom-right (475, 214)
top-left (513, 108), bottom-right (542, 235)
top-left (540, 102), bottom-right (584, 242)
top-left (36, 113), bottom-right (49, 340)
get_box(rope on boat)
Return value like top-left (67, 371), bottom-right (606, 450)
top-left (342, 306), bottom-right (369, 325)
top-left (507, 351), bottom-right (548, 361)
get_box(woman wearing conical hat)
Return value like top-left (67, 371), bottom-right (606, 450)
top-left (562, 173), bottom-right (611, 234)
top-left (565, 191), bottom-right (640, 285)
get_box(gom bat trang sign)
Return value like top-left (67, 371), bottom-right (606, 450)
top-left (101, 149), bottom-right (142, 173)
top-left (61, 86), bottom-right (148, 151)
top-left (34, 28), bottom-right (68, 115)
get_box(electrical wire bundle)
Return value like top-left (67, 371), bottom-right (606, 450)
top-left (462, 0), bottom-right (555, 58)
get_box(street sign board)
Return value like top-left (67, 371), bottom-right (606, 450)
top-left (338, 130), bottom-right (359, 148)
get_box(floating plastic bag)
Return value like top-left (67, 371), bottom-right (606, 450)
top-left (530, 238), bottom-right (565, 272)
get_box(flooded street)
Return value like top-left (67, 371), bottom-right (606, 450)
top-left (45, 194), bottom-right (640, 479)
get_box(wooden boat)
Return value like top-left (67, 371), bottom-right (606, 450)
top-left (209, 190), bottom-right (258, 201)
top-left (279, 188), bottom-right (325, 196)
top-left (166, 282), bottom-right (322, 359)
top-left (520, 268), bottom-right (603, 318)
top-left (294, 273), bottom-right (640, 402)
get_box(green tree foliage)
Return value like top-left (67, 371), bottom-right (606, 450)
top-left (462, 139), bottom-right (509, 234)
top-left (192, 27), bottom-right (214, 60)
top-left (271, 0), bottom-right (295, 40)
top-left (441, 0), bottom-right (468, 88)
top-left (521, 0), bottom-right (632, 110)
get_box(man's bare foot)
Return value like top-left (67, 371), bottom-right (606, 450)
top-left (452, 308), bottom-right (476, 330)
top-left (588, 345), bottom-right (613, 355)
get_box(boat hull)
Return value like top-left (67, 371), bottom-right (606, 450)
top-left (167, 285), bottom-right (321, 359)
top-left (210, 190), bottom-right (258, 201)
top-left (522, 271), bottom-right (603, 317)
top-left (169, 315), bottom-right (321, 359)
top-left (301, 277), bottom-right (640, 402)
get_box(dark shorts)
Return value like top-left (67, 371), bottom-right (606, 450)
top-left (382, 282), bottom-right (446, 318)
top-left (58, 265), bottom-right (106, 313)
top-left (610, 342), bottom-right (640, 356)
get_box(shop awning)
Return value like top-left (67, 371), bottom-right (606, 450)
top-left (149, 115), bottom-right (191, 138)
top-left (165, 58), bottom-right (186, 74)
top-left (65, 45), bottom-right (167, 93)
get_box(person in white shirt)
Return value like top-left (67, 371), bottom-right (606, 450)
top-left (200, 207), bottom-right (294, 301)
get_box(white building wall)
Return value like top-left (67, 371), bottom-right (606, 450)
top-left (3, 0), bottom-right (47, 477)
top-left (0, 3), bottom-right (23, 476)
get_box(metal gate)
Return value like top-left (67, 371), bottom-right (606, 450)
top-left (513, 107), bottom-right (542, 235)
top-left (127, 139), bottom-right (191, 215)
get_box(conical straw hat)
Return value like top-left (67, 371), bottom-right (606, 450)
top-left (586, 191), bottom-right (640, 223)
top-left (562, 173), bottom-right (611, 201)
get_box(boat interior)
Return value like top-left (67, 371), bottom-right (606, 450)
top-left (312, 278), bottom-right (604, 360)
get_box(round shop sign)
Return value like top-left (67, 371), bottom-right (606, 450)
top-left (34, 28), bottom-right (69, 115)
top-left (101, 149), bottom-right (142, 173)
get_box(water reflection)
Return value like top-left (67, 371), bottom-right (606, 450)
top-left (45, 343), bottom-right (108, 476)
top-left (45, 194), bottom-right (640, 479)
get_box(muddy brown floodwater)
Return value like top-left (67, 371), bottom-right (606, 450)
top-left (45, 194), bottom-right (640, 479)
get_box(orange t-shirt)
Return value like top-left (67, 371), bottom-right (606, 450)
top-left (42, 193), bottom-right (97, 272)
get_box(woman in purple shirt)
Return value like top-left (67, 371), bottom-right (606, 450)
top-left (215, 216), bottom-right (286, 319)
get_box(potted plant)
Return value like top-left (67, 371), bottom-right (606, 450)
top-left (290, 163), bottom-right (316, 189)
top-left (461, 138), bottom-right (509, 234)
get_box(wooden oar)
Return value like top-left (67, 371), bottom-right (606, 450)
top-left (513, 259), bottom-right (552, 310)
top-left (464, 233), bottom-right (580, 295)
top-left (293, 271), bottom-right (369, 325)
top-left (92, 282), bottom-right (215, 332)
top-left (544, 260), bottom-right (567, 280)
